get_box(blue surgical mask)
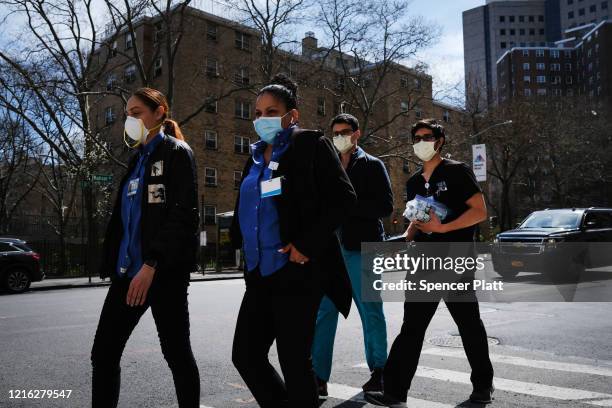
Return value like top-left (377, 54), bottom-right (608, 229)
top-left (253, 112), bottom-right (291, 144)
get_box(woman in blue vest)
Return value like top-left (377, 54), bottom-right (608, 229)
top-left (230, 74), bottom-right (357, 407)
top-left (91, 88), bottom-right (200, 408)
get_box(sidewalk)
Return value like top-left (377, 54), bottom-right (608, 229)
top-left (29, 269), bottom-right (243, 291)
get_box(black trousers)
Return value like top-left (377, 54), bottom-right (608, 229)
top-left (383, 295), bottom-right (494, 402)
top-left (91, 275), bottom-right (200, 408)
top-left (232, 262), bottom-right (323, 408)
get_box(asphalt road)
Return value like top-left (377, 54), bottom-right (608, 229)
top-left (1, 279), bottom-right (611, 408)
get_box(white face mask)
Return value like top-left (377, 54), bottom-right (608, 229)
top-left (333, 134), bottom-right (355, 154)
top-left (413, 140), bottom-right (438, 162)
top-left (124, 116), bottom-right (162, 149)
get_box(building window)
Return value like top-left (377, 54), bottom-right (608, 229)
top-left (524, 75), bottom-right (531, 83)
top-left (564, 50), bottom-right (573, 58)
top-left (529, 28), bottom-right (536, 35)
top-left (203, 205), bottom-right (216, 225)
top-left (519, 15), bottom-right (525, 23)
top-left (501, 42), bottom-right (507, 49)
top-left (235, 31), bottom-right (251, 51)
top-left (522, 50), bottom-right (530, 56)
top-left (510, 29), bottom-right (516, 35)
top-left (551, 50), bottom-right (560, 58)
top-left (204, 97), bottom-right (217, 114)
top-left (234, 67), bottom-right (250, 86)
top-left (537, 88), bottom-right (547, 96)
top-left (566, 76), bottom-right (573, 84)
top-left (538, 15), bottom-right (544, 22)
top-left (552, 76), bottom-right (562, 84)
top-left (537, 75), bottom-right (546, 83)
top-left (602, 1), bottom-right (608, 10)
top-left (524, 89), bottom-right (532, 96)
top-left (499, 16), bottom-right (505, 23)
top-left (536, 49), bottom-right (545, 57)
top-left (567, 88), bottom-right (574, 96)
top-left (105, 106), bottom-right (115, 125)
top-left (110, 40), bottom-right (117, 58)
top-left (317, 97), bottom-right (326, 116)
top-left (536, 62), bottom-right (546, 70)
top-left (415, 105), bottom-right (422, 118)
top-left (565, 63), bottom-right (572, 71)
top-left (106, 75), bottom-right (116, 91)
top-left (235, 100), bottom-right (251, 119)
top-left (590, 4), bottom-right (597, 12)
top-left (204, 168), bottom-right (217, 187)
top-left (125, 33), bottom-right (133, 50)
top-left (400, 76), bottom-right (409, 88)
top-left (124, 64), bottom-right (137, 83)
top-left (509, 16), bottom-right (515, 23)
top-left (443, 111), bottom-right (450, 123)
top-left (206, 57), bottom-right (218, 77)
top-left (568, 0), bottom-right (574, 4)
top-left (552, 89), bottom-right (562, 96)
top-left (519, 28), bottom-right (525, 35)
top-left (568, 11), bottom-right (575, 18)
top-left (205, 130), bottom-right (217, 150)
top-left (207, 23), bottom-right (218, 41)
top-left (551, 63), bottom-right (561, 71)
top-left (234, 136), bottom-right (250, 154)
top-left (400, 101), bottom-right (409, 112)
top-left (154, 22), bottom-right (164, 43)
top-left (153, 57), bottom-right (163, 78)
top-left (579, 8), bottom-right (585, 16)
top-left (500, 29), bottom-right (506, 35)
top-left (523, 62), bottom-right (530, 70)
top-left (233, 171), bottom-right (242, 190)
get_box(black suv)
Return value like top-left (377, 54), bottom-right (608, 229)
top-left (491, 208), bottom-right (612, 279)
top-left (0, 238), bottom-right (44, 293)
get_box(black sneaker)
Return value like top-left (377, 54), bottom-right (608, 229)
top-left (363, 391), bottom-right (406, 407)
top-left (469, 385), bottom-right (495, 404)
top-left (316, 377), bottom-right (328, 399)
top-left (362, 368), bottom-right (384, 392)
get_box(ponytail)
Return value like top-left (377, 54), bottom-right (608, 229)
top-left (163, 118), bottom-right (184, 141)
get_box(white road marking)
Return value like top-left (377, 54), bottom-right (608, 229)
top-left (414, 366), bottom-right (612, 406)
top-left (421, 347), bottom-right (612, 378)
top-left (327, 382), bottom-right (453, 408)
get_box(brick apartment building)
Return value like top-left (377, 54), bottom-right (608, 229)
top-left (91, 6), bottom-right (464, 251)
top-left (497, 20), bottom-right (611, 105)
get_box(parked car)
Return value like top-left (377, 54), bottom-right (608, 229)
top-left (491, 208), bottom-right (612, 280)
top-left (0, 238), bottom-right (44, 293)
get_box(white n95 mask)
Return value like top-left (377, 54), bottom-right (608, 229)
top-left (124, 116), bottom-right (162, 149)
top-left (333, 135), bottom-right (354, 154)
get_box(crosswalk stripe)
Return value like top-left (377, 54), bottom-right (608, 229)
top-left (327, 383), bottom-right (453, 408)
top-left (414, 366), bottom-right (612, 406)
top-left (421, 347), bottom-right (612, 377)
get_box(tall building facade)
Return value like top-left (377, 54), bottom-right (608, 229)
top-left (463, 0), bottom-right (548, 108)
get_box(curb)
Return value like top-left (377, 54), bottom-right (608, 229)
top-left (27, 275), bottom-right (243, 293)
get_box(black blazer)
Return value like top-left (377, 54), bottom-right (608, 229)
top-left (99, 135), bottom-right (200, 283)
top-left (230, 127), bottom-right (357, 317)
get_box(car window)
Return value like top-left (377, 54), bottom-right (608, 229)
top-left (12, 243), bottom-right (31, 252)
top-left (521, 211), bottom-right (582, 229)
top-left (0, 242), bottom-right (18, 252)
top-left (584, 212), bottom-right (612, 229)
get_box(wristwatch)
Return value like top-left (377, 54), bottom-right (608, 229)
top-left (144, 259), bottom-right (158, 269)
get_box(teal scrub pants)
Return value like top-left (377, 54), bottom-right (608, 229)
top-left (312, 247), bottom-right (388, 381)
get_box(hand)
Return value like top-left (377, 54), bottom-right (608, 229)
top-left (278, 243), bottom-right (310, 264)
top-left (403, 222), bottom-right (418, 241)
top-left (414, 209), bottom-right (447, 234)
top-left (126, 264), bottom-right (156, 307)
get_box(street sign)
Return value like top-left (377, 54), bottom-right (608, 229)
top-left (92, 174), bottom-right (113, 183)
top-left (472, 144), bottom-right (487, 182)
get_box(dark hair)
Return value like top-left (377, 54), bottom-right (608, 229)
top-left (330, 113), bottom-right (359, 131)
top-left (132, 87), bottom-right (185, 141)
top-left (411, 118), bottom-right (445, 143)
top-left (257, 73), bottom-right (298, 110)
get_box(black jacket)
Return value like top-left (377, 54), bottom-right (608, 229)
top-left (99, 135), bottom-right (200, 283)
top-left (230, 128), bottom-right (357, 317)
top-left (338, 147), bottom-right (394, 251)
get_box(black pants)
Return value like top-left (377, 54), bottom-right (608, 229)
top-left (232, 262), bottom-right (323, 408)
top-left (383, 296), bottom-right (494, 401)
top-left (91, 275), bottom-right (200, 408)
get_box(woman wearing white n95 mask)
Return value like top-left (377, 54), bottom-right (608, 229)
top-left (91, 88), bottom-right (201, 408)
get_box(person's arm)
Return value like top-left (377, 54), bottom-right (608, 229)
top-left (229, 157), bottom-right (253, 250)
top-left (348, 160), bottom-right (394, 219)
top-left (291, 136), bottom-right (357, 260)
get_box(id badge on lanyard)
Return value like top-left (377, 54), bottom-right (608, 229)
top-left (127, 178), bottom-right (139, 197)
top-left (261, 161), bottom-right (281, 198)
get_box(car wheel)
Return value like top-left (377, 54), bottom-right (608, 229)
top-left (494, 266), bottom-right (519, 279)
top-left (4, 269), bottom-right (31, 293)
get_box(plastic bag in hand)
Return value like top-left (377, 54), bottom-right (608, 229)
top-left (403, 194), bottom-right (449, 223)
